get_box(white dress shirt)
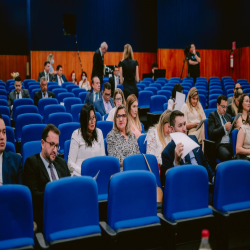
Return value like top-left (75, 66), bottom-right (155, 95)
top-left (57, 75), bottom-right (64, 86)
top-left (68, 128), bottom-right (105, 176)
top-left (0, 152), bottom-right (3, 185)
top-left (40, 153), bottom-right (59, 181)
top-left (114, 76), bottom-right (119, 89)
top-left (44, 70), bottom-right (50, 81)
top-left (106, 107), bottom-right (117, 122)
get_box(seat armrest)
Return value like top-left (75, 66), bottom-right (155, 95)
top-left (35, 233), bottom-right (49, 249)
top-left (99, 221), bottom-right (117, 237)
top-left (209, 206), bottom-right (229, 217)
top-left (157, 213), bottom-right (177, 226)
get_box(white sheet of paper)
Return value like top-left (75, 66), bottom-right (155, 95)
top-left (174, 91), bottom-right (186, 111)
top-left (170, 132), bottom-right (200, 159)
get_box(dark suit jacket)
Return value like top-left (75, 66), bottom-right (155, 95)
top-left (8, 89), bottom-right (31, 107)
top-left (207, 111), bottom-right (232, 149)
top-left (91, 49), bottom-right (104, 81)
top-left (34, 90), bottom-right (55, 107)
top-left (2, 151), bottom-right (23, 184)
top-left (94, 97), bottom-right (114, 116)
top-left (23, 154), bottom-right (70, 227)
top-left (161, 135), bottom-right (215, 185)
top-left (109, 75), bottom-right (120, 97)
top-left (38, 71), bottom-right (53, 82)
top-left (55, 74), bottom-right (68, 84)
top-left (85, 91), bottom-right (102, 105)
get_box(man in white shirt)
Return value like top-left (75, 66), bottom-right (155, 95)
top-left (38, 61), bottom-right (53, 82)
top-left (109, 66), bottom-right (120, 97)
top-left (55, 65), bottom-right (68, 86)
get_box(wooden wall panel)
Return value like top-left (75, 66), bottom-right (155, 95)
top-left (0, 55), bottom-right (28, 83)
top-left (31, 51), bottom-right (157, 82)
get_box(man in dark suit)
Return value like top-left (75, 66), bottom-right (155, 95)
top-left (161, 110), bottom-right (215, 186)
top-left (208, 95), bottom-right (233, 162)
top-left (23, 124), bottom-right (70, 231)
top-left (85, 76), bottom-right (102, 104)
top-left (94, 82), bottom-right (114, 116)
top-left (109, 66), bottom-right (120, 97)
top-left (91, 42), bottom-right (108, 83)
top-left (38, 61), bottom-right (53, 82)
top-left (55, 65), bottom-right (68, 86)
top-left (34, 77), bottom-right (55, 107)
top-left (8, 76), bottom-right (30, 111)
top-left (0, 114), bottom-right (22, 185)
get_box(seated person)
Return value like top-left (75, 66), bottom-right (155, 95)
top-left (34, 77), bottom-right (55, 107)
top-left (23, 124), bottom-right (70, 231)
top-left (168, 83), bottom-right (183, 111)
top-left (71, 71), bottom-right (78, 85)
top-left (79, 71), bottom-right (91, 91)
top-left (126, 94), bottom-right (142, 139)
top-left (237, 94), bottom-right (250, 127)
top-left (161, 110), bottom-right (215, 186)
top-left (106, 88), bottom-right (126, 122)
top-left (109, 66), bottom-right (120, 97)
top-left (85, 76), bottom-right (102, 104)
top-left (38, 61), bottom-right (53, 82)
top-left (181, 87), bottom-right (206, 144)
top-left (226, 88), bottom-right (242, 117)
top-left (146, 109), bottom-right (172, 165)
top-left (8, 76), bottom-right (30, 114)
top-left (148, 62), bottom-right (158, 79)
top-left (94, 82), bottom-right (114, 116)
top-left (227, 82), bottom-right (241, 106)
top-left (68, 104), bottom-right (105, 176)
top-left (207, 95), bottom-right (232, 162)
top-left (0, 114), bottom-right (22, 185)
top-left (107, 105), bottom-right (140, 169)
top-left (55, 65), bottom-right (68, 85)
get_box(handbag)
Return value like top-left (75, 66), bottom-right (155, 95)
top-left (142, 154), bottom-right (163, 203)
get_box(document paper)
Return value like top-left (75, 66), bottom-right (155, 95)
top-left (174, 91), bottom-right (186, 111)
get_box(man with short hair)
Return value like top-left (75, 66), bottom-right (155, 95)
top-left (109, 66), bottom-right (120, 97)
top-left (227, 82), bottom-right (242, 106)
top-left (23, 124), bottom-right (70, 231)
top-left (149, 62), bottom-right (158, 79)
top-left (85, 76), bottom-right (102, 104)
top-left (38, 61), bottom-right (53, 82)
top-left (55, 65), bottom-right (68, 86)
top-left (34, 77), bottom-right (55, 106)
top-left (0, 114), bottom-right (22, 185)
top-left (188, 43), bottom-right (201, 83)
top-left (161, 110), bottom-right (214, 186)
top-left (91, 42), bottom-right (108, 83)
top-left (8, 76), bottom-right (30, 113)
top-left (94, 82), bottom-right (114, 116)
top-left (208, 95), bottom-right (232, 162)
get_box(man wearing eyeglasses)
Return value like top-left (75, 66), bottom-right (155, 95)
top-left (94, 82), bottom-right (114, 117)
top-left (109, 66), bottom-right (120, 97)
top-left (23, 124), bottom-right (70, 231)
top-left (207, 95), bottom-right (233, 162)
top-left (227, 83), bottom-right (241, 106)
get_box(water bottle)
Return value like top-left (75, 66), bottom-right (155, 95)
top-left (199, 229), bottom-right (211, 250)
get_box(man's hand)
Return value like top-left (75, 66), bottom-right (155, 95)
top-left (175, 143), bottom-right (184, 165)
top-left (225, 122), bottom-right (231, 131)
top-left (193, 49), bottom-right (196, 55)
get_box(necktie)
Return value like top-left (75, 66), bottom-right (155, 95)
top-left (95, 93), bottom-right (98, 101)
top-left (16, 93), bottom-right (19, 99)
top-left (48, 163), bottom-right (57, 181)
top-left (222, 116), bottom-right (227, 125)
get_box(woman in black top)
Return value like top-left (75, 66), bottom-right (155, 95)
top-left (118, 44), bottom-right (139, 99)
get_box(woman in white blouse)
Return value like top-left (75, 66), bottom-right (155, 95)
top-left (181, 87), bottom-right (206, 144)
top-left (68, 103), bottom-right (105, 176)
top-left (168, 83), bottom-right (183, 110)
top-left (146, 109), bottom-right (172, 165)
top-left (79, 71), bottom-right (91, 91)
top-left (106, 89), bottom-right (126, 121)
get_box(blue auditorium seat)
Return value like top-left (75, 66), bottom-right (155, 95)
top-left (48, 112), bottom-right (73, 127)
top-left (64, 140), bottom-right (71, 163)
top-left (0, 99), bottom-right (8, 106)
top-left (72, 88), bottom-right (87, 97)
top-left (13, 98), bottom-right (34, 119)
top-left (137, 134), bottom-right (147, 154)
top-left (78, 92), bottom-right (88, 103)
top-left (43, 104), bottom-right (66, 124)
top-left (71, 104), bottom-right (84, 122)
top-left (149, 95), bottom-right (168, 114)
top-left (5, 141), bottom-right (16, 153)
top-left (66, 84), bottom-right (79, 92)
top-left (138, 90), bottom-right (154, 109)
top-left (57, 92), bottom-right (75, 103)
top-left (6, 126), bottom-right (15, 145)
top-left (144, 87), bottom-right (158, 95)
top-left (22, 141), bottom-right (42, 166)
top-left (204, 108), bottom-right (216, 118)
top-left (53, 88), bottom-right (67, 98)
top-left (38, 98), bottom-right (58, 117)
top-left (96, 121), bottom-right (113, 139)
top-left (63, 97), bottom-right (82, 113)
top-left (2, 114), bottom-right (10, 126)
top-left (0, 106), bottom-right (10, 117)
top-left (14, 105), bottom-right (38, 121)
top-left (157, 90), bottom-right (171, 100)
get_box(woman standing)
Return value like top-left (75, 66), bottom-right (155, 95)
top-left (119, 44), bottom-right (139, 99)
top-left (47, 54), bottom-right (57, 75)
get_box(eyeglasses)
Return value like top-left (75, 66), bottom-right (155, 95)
top-left (235, 87), bottom-right (242, 90)
top-left (115, 98), bottom-right (122, 102)
top-left (89, 115), bottom-right (96, 122)
top-left (44, 140), bottom-right (60, 150)
top-left (104, 93), bottom-right (111, 97)
top-left (219, 105), bottom-right (227, 109)
top-left (116, 114), bottom-right (127, 119)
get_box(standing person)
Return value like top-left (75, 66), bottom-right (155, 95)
top-left (79, 71), bottom-right (91, 91)
top-left (47, 54), bottom-right (57, 75)
top-left (55, 65), bottom-right (68, 86)
top-left (85, 76), bottom-right (102, 104)
top-left (188, 43), bottom-right (201, 83)
top-left (119, 44), bottom-right (139, 99)
top-left (71, 71), bottom-right (78, 85)
top-left (109, 66), bottom-right (120, 97)
top-left (91, 42), bottom-right (108, 84)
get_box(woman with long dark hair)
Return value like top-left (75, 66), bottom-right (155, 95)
top-left (68, 103), bottom-right (105, 176)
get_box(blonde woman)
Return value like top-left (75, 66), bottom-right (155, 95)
top-left (118, 44), bottom-right (139, 99)
top-left (106, 89), bottom-right (126, 122)
top-left (146, 110), bottom-right (172, 165)
top-left (126, 94), bottom-right (142, 139)
top-left (47, 54), bottom-right (57, 75)
top-left (226, 88), bottom-right (243, 117)
top-left (181, 87), bottom-right (206, 144)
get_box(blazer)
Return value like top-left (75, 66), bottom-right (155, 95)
top-left (85, 91), bottom-right (102, 105)
top-left (94, 97), bottom-right (114, 116)
top-left (8, 89), bottom-right (31, 107)
top-left (2, 151), bottom-right (23, 184)
top-left (91, 49), bottom-right (104, 81)
top-left (38, 71), bottom-right (53, 82)
top-left (23, 154), bottom-right (70, 227)
top-left (109, 75), bottom-right (120, 97)
top-left (207, 111), bottom-right (232, 149)
top-left (34, 90), bottom-right (55, 107)
top-left (161, 135), bottom-right (215, 185)
top-left (55, 74), bottom-right (68, 84)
